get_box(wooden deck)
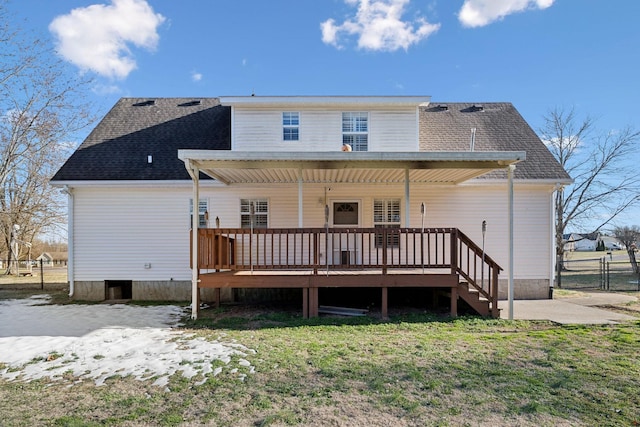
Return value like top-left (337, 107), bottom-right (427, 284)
top-left (192, 227), bottom-right (501, 319)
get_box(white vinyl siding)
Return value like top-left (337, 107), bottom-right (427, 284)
top-left (72, 187), bottom-right (194, 282)
top-left (231, 107), bottom-right (417, 151)
top-left (70, 182), bottom-right (553, 289)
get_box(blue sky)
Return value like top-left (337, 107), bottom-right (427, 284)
top-left (7, 0), bottom-right (640, 230)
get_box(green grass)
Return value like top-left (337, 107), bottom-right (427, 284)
top-left (0, 261), bottom-right (635, 425)
top-left (1, 291), bottom-right (640, 426)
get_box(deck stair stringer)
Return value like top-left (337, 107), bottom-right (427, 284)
top-left (457, 281), bottom-right (496, 317)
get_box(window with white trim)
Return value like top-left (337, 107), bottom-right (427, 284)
top-left (240, 199), bottom-right (268, 228)
top-left (342, 112), bottom-right (368, 151)
top-left (189, 199), bottom-right (208, 228)
top-left (374, 199), bottom-right (400, 248)
top-left (283, 112), bottom-right (299, 141)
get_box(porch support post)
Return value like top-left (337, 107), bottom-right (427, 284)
top-left (404, 169), bottom-right (410, 226)
top-left (298, 169), bottom-right (303, 227)
top-left (187, 161), bottom-right (200, 320)
top-left (508, 164), bottom-right (515, 320)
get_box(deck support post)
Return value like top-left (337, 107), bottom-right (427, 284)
top-left (450, 286), bottom-right (458, 317)
top-left (381, 287), bottom-right (388, 319)
top-left (302, 287), bottom-right (309, 319)
top-left (309, 287), bottom-right (319, 317)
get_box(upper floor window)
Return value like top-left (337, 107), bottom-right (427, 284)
top-left (283, 112), bottom-right (299, 141)
top-left (342, 112), bottom-right (368, 151)
top-left (189, 199), bottom-right (209, 228)
top-left (240, 199), bottom-right (269, 228)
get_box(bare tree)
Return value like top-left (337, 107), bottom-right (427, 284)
top-left (540, 107), bottom-right (640, 288)
top-left (613, 225), bottom-right (640, 274)
top-left (0, 1), bottom-right (94, 273)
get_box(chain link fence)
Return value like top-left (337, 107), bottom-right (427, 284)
top-left (562, 252), bottom-right (640, 291)
top-left (0, 259), bottom-right (68, 291)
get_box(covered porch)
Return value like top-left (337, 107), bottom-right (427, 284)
top-left (179, 151), bottom-right (525, 320)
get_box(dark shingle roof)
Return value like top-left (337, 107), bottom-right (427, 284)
top-left (420, 102), bottom-right (570, 180)
top-left (51, 98), bottom-right (230, 181)
top-left (52, 98), bottom-right (569, 182)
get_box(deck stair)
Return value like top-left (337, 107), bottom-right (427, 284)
top-left (457, 281), bottom-right (498, 318)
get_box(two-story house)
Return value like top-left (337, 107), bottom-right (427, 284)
top-left (51, 96), bottom-right (571, 319)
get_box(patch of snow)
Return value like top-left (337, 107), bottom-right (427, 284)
top-left (0, 295), bottom-right (255, 387)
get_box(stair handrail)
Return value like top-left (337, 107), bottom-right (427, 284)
top-left (453, 229), bottom-right (502, 307)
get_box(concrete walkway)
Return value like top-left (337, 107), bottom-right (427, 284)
top-left (498, 292), bottom-right (638, 324)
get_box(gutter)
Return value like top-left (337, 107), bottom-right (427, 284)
top-left (62, 186), bottom-right (74, 297)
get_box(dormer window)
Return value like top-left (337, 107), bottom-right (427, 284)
top-left (283, 112), bottom-right (299, 141)
top-left (342, 112), bottom-right (368, 151)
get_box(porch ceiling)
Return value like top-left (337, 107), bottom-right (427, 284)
top-left (178, 151), bottom-right (525, 185)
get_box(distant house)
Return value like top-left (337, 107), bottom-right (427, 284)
top-left (50, 96), bottom-right (571, 318)
top-left (600, 236), bottom-right (624, 251)
top-left (36, 252), bottom-right (68, 267)
top-left (564, 234), bottom-right (597, 251)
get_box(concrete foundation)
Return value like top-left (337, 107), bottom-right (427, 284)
top-left (497, 278), bottom-right (550, 300)
top-left (72, 280), bottom-right (233, 302)
top-left (72, 278), bottom-right (551, 302)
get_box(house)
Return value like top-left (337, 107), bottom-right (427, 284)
top-left (564, 233), bottom-right (597, 251)
top-left (36, 252), bottom-right (68, 267)
top-left (50, 96), bottom-right (571, 319)
top-left (600, 235), bottom-right (624, 251)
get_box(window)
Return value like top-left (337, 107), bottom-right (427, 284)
top-left (241, 199), bottom-right (268, 228)
top-left (283, 112), bottom-right (299, 141)
top-left (189, 199), bottom-right (208, 228)
top-left (374, 199), bottom-right (400, 248)
top-left (342, 112), bottom-right (368, 151)
top-left (333, 202), bottom-right (359, 226)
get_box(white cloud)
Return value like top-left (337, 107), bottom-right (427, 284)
top-left (458, 0), bottom-right (554, 28)
top-left (321, 0), bottom-right (440, 51)
top-left (91, 83), bottom-right (122, 95)
top-left (191, 71), bottom-right (203, 82)
top-left (49, 0), bottom-right (166, 80)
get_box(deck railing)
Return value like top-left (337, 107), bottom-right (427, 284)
top-left (193, 227), bottom-right (501, 305)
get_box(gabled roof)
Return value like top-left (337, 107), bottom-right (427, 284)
top-left (420, 103), bottom-right (570, 181)
top-left (51, 98), bottom-right (230, 181)
top-left (51, 97), bottom-right (569, 183)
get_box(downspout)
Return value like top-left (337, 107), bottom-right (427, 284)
top-left (550, 183), bottom-right (562, 299)
top-left (186, 160), bottom-right (200, 320)
top-left (63, 186), bottom-right (75, 298)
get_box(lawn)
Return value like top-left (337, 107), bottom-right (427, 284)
top-left (0, 288), bottom-right (639, 426)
